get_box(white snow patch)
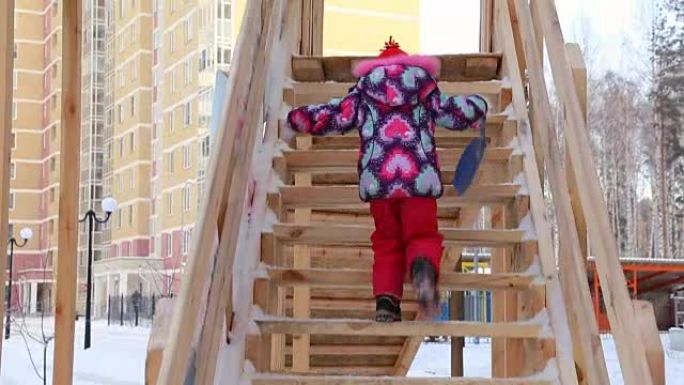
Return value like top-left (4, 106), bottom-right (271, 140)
top-left (518, 213), bottom-right (538, 241)
top-left (502, 103), bottom-right (516, 118)
top-left (253, 263), bottom-right (269, 279)
top-left (513, 172), bottom-right (529, 195)
top-left (260, 209), bottom-right (279, 232)
top-left (526, 309), bottom-right (553, 338)
top-left (500, 76), bottom-right (511, 88)
top-left (507, 136), bottom-right (522, 154)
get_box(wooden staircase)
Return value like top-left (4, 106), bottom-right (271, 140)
top-left (153, 2), bottom-right (661, 385)
top-left (245, 53), bottom-right (561, 383)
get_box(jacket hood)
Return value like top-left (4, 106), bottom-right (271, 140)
top-left (356, 64), bottom-right (438, 107)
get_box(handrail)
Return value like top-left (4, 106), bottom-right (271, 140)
top-left (512, 1), bottom-right (657, 385)
top-left (505, 1), bottom-right (611, 384)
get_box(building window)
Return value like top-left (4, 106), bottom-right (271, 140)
top-left (12, 102), bottom-right (16, 120)
top-left (128, 205), bottom-right (133, 225)
top-left (118, 138), bottom-right (124, 157)
top-left (182, 184), bottom-right (191, 212)
top-left (184, 18), bottom-right (193, 42)
top-left (183, 144), bottom-right (191, 169)
top-left (52, 64), bottom-right (58, 78)
top-left (198, 49), bottom-right (211, 71)
top-left (183, 61), bottom-right (191, 85)
top-left (168, 151), bottom-right (174, 174)
top-left (129, 132), bottom-right (135, 153)
top-left (50, 187), bottom-right (55, 202)
top-left (169, 30), bottom-right (175, 52)
top-left (218, 2), bottom-right (230, 18)
top-left (167, 192), bottom-right (173, 214)
top-left (182, 229), bottom-right (191, 254)
top-left (11, 132), bottom-right (15, 149)
top-left (201, 136), bottom-right (210, 157)
top-left (119, 32), bottom-right (125, 52)
top-left (130, 95), bottom-right (136, 117)
top-left (129, 169), bottom-right (135, 190)
top-left (8, 192), bottom-right (14, 210)
top-left (49, 219), bottom-right (55, 234)
top-left (10, 162), bottom-right (15, 179)
top-left (13, 71), bottom-right (17, 89)
top-left (131, 58), bottom-right (137, 80)
top-left (118, 104), bottom-right (123, 123)
top-left (183, 102), bottom-right (191, 126)
top-left (117, 208), bottom-right (122, 228)
top-left (169, 71), bottom-right (176, 92)
top-left (50, 157), bottom-right (56, 171)
top-left (168, 110), bottom-right (175, 133)
top-left (166, 233), bottom-right (172, 256)
top-left (131, 21), bottom-right (137, 43)
top-left (119, 0), bottom-right (125, 18)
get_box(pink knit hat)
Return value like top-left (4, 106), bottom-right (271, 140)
top-left (352, 36), bottom-right (440, 78)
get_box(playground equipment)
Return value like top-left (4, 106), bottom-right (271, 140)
top-left (0, 1), bottom-right (665, 385)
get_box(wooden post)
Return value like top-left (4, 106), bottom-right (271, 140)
top-left (52, 1), bottom-right (82, 384)
top-left (449, 257), bottom-right (464, 377)
top-left (479, 0), bottom-right (494, 52)
top-left (0, 0), bottom-right (15, 369)
top-left (633, 300), bottom-right (665, 385)
top-left (311, 0), bottom-right (324, 56)
top-left (564, 43), bottom-right (588, 262)
top-left (534, 1), bottom-right (655, 384)
top-left (292, 136), bottom-right (312, 372)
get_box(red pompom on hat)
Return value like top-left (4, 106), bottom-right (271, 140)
top-left (353, 36), bottom-right (440, 78)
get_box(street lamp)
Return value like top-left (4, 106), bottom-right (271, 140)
top-left (80, 197), bottom-right (117, 349)
top-left (5, 226), bottom-right (32, 339)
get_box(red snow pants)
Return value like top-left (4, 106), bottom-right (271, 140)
top-left (369, 197), bottom-right (443, 300)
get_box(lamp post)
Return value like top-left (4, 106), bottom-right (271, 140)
top-left (5, 227), bottom-right (32, 339)
top-left (80, 197), bottom-right (117, 349)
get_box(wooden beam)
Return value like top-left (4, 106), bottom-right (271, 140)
top-left (251, 375), bottom-right (554, 385)
top-left (262, 267), bottom-right (535, 291)
top-left (451, 258), bottom-right (465, 377)
top-left (0, 0), bottom-right (14, 368)
top-left (310, 0), bottom-right (323, 55)
top-left (564, 42), bottom-right (588, 262)
top-left (534, 1), bottom-right (655, 384)
top-left (494, 2), bottom-right (580, 384)
top-left (157, 1), bottom-right (282, 383)
top-left (511, 2), bottom-right (610, 384)
top-left (273, 224), bottom-right (525, 247)
top-left (52, 1), bottom-right (82, 384)
top-left (480, 0), bottom-right (494, 52)
top-left (255, 318), bottom-right (545, 338)
top-left (633, 300), bottom-right (664, 385)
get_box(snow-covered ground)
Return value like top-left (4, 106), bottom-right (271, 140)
top-left (1, 318), bottom-right (683, 384)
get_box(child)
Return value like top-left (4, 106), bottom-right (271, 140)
top-left (286, 37), bottom-right (488, 322)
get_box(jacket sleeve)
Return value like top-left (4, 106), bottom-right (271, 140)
top-left (287, 90), bottom-right (361, 136)
top-left (427, 89), bottom-right (488, 131)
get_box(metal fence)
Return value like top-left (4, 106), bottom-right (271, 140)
top-left (106, 294), bottom-right (157, 326)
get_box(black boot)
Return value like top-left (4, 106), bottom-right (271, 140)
top-left (375, 295), bottom-right (402, 322)
top-left (411, 257), bottom-right (440, 318)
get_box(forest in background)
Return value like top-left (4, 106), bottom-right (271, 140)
top-left (553, 0), bottom-right (683, 259)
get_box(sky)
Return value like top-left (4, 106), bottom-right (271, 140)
top-left (420, 0), bottom-right (655, 78)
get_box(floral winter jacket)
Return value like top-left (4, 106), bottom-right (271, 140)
top-left (287, 64), bottom-right (488, 202)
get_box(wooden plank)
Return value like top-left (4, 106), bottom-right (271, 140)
top-left (292, 136), bottom-right (312, 372)
top-left (0, 0), bottom-right (14, 368)
top-left (480, 0), bottom-right (494, 52)
top-left (252, 375), bottom-right (553, 385)
top-left (291, 54), bottom-right (502, 82)
top-left (52, 1), bottom-right (82, 384)
top-left (283, 147), bottom-right (513, 169)
top-left (145, 298), bottom-right (174, 385)
top-left (531, 1), bottom-right (653, 385)
top-left (633, 300), bottom-right (664, 385)
top-left (300, 0), bottom-right (312, 55)
top-left (494, 2), bottom-right (579, 385)
top-left (564, 42), bottom-right (588, 262)
top-left (310, 0), bottom-right (323, 55)
top-left (255, 318), bottom-right (545, 338)
top-left (276, 184), bottom-right (520, 208)
top-left (273, 224), bottom-right (525, 247)
top-left (282, 367), bottom-right (394, 376)
top-left (285, 344), bottom-right (402, 356)
top-left (263, 267), bottom-right (535, 291)
top-left (158, 1), bottom-right (282, 383)
top-left (291, 57), bottom-right (324, 81)
top-left (451, 258), bottom-right (465, 377)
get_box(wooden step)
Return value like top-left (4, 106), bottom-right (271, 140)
top-left (284, 344), bottom-right (403, 356)
top-left (280, 147), bottom-right (513, 170)
top-left (262, 267), bottom-right (535, 291)
top-left (254, 318), bottom-right (545, 338)
top-left (285, 81), bottom-right (507, 110)
top-left (290, 53), bottom-right (502, 83)
top-left (282, 367), bottom-right (394, 376)
top-left (272, 224), bottom-right (526, 247)
top-left (274, 184), bottom-right (520, 209)
top-left (252, 374), bottom-right (552, 385)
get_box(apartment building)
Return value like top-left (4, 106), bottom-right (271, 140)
top-left (8, 0), bottom-right (421, 317)
top-left (8, 0), bottom-right (63, 316)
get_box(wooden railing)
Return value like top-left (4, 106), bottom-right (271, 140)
top-left (491, 1), bottom-right (664, 385)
